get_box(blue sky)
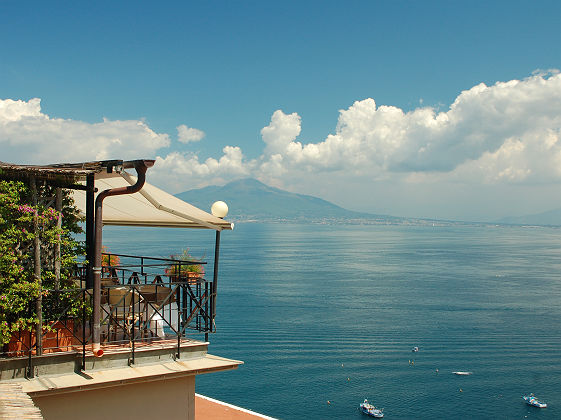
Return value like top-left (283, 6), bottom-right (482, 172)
top-left (2, 1), bottom-right (561, 221)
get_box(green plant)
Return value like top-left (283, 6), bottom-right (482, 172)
top-left (0, 180), bottom-right (84, 345)
top-left (166, 249), bottom-right (205, 277)
top-left (101, 246), bottom-right (121, 267)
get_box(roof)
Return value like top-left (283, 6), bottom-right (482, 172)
top-left (0, 160), bottom-right (152, 184)
top-left (0, 160), bottom-right (232, 231)
top-left (73, 171), bottom-right (233, 230)
top-left (195, 394), bottom-right (277, 420)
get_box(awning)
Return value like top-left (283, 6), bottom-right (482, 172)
top-left (73, 172), bottom-right (233, 231)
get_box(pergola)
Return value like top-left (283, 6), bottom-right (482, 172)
top-left (0, 159), bottom-right (232, 356)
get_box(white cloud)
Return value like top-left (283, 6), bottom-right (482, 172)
top-left (177, 124), bottom-right (205, 143)
top-left (149, 146), bottom-right (252, 192)
top-left (3, 71), bottom-right (561, 219)
top-left (0, 98), bottom-right (170, 164)
top-left (256, 72), bottom-right (561, 186)
top-left (260, 110), bottom-right (301, 156)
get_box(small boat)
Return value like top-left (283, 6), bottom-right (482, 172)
top-left (523, 394), bottom-right (547, 408)
top-left (360, 399), bottom-right (384, 418)
top-left (412, 346), bottom-right (419, 352)
top-left (453, 371), bottom-right (472, 376)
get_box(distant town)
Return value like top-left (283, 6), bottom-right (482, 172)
top-left (176, 178), bottom-right (561, 228)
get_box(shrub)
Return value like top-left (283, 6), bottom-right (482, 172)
top-left (165, 249), bottom-right (205, 277)
top-left (0, 180), bottom-right (84, 345)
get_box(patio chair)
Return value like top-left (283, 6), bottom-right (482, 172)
top-left (106, 287), bottom-right (145, 342)
top-left (137, 283), bottom-right (178, 339)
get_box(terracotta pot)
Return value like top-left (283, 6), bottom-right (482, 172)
top-left (7, 320), bottom-right (76, 356)
top-left (187, 271), bottom-right (202, 284)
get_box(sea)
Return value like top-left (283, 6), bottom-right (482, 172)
top-left (103, 222), bottom-right (561, 420)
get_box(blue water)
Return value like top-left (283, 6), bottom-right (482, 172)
top-left (104, 223), bottom-right (561, 419)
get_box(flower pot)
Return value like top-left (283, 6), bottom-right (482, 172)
top-left (7, 320), bottom-right (76, 356)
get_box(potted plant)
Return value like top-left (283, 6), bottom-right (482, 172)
top-left (165, 249), bottom-right (205, 282)
top-left (101, 246), bottom-right (121, 285)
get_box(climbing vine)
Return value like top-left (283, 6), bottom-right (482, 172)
top-left (0, 180), bottom-right (84, 345)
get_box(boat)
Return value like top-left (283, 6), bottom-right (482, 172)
top-left (412, 346), bottom-right (419, 352)
top-left (523, 394), bottom-right (547, 408)
top-left (453, 371), bottom-right (472, 375)
top-left (360, 399), bottom-right (384, 418)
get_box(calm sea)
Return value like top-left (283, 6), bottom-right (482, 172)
top-left (104, 223), bottom-right (561, 420)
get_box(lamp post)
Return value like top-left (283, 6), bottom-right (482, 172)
top-left (208, 201), bottom-right (228, 342)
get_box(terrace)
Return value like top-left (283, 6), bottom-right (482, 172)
top-left (2, 252), bottom-right (219, 376)
top-left (0, 160), bottom-right (241, 420)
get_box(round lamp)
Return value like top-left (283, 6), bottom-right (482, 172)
top-left (211, 201), bottom-right (229, 218)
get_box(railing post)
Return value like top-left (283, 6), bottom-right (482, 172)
top-left (82, 289), bottom-right (86, 371)
top-left (176, 285), bottom-right (181, 359)
top-left (27, 301), bottom-right (34, 379)
top-left (205, 280), bottom-right (209, 342)
top-left (131, 286), bottom-right (135, 365)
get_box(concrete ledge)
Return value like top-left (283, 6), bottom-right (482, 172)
top-left (21, 354), bottom-right (242, 397)
top-left (0, 339), bottom-right (209, 380)
top-left (85, 341), bottom-right (209, 372)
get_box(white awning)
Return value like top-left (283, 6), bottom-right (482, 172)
top-left (73, 172), bottom-right (233, 230)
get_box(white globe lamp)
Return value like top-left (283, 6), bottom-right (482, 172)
top-left (211, 201), bottom-right (228, 219)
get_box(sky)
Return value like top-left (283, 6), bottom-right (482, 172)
top-left (1, 0), bottom-right (561, 222)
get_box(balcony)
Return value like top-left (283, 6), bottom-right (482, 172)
top-left (1, 253), bottom-right (218, 379)
top-left (0, 160), bottom-right (240, 419)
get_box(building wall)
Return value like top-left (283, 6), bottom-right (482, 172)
top-left (31, 375), bottom-right (195, 420)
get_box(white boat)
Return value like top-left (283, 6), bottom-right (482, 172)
top-left (523, 394), bottom-right (547, 408)
top-left (360, 399), bottom-right (384, 418)
top-left (453, 371), bottom-right (472, 375)
top-left (412, 346), bottom-right (419, 352)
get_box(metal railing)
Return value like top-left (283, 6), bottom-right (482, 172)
top-left (1, 253), bottom-right (215, 377)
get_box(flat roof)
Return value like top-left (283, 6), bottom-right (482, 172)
top-left (195, 394), bottom-right (277, 420)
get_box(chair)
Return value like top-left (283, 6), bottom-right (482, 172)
top-left (137, 284), bottom-right (177, 339)
top-left (106, 287), bottom-right (144, 342)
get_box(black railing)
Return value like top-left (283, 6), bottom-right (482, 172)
top-left (1, 253), bottom-right (215, 376)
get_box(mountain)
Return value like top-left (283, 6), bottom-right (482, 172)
top-left (175, 178), bottom-right (395, 222)
top-left (499, 207), bottom-right (561, 226)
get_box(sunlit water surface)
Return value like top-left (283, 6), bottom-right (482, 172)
top-left (104, 223), bottom-right (561, 420)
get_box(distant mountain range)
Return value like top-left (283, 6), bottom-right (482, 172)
top-left (175, 178), bottom-right (402, 223)
top-left (176, 178), bottom-right (561, 226)
top-left (499, 208), bottom-right (561, 226)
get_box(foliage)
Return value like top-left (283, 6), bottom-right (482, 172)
top-left (166, 248), bottom-right (205, 277)
top-left (0, 180), bottom-right (84, 345)
top-left (101, 246), bottom-right (121, 267)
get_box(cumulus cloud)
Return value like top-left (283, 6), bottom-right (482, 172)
top-left (256, 72), bottom-right (561, 186)
top-left (3, 71), bottom-right (561, 203)
top-left (177, 124), bottom-right (205, 143)
top-left (0, 98), bottom-right (169, 164)
top-left (260, 110), bottom-right (301, 155)
top-left (149, 146), bottom-right (252, 192)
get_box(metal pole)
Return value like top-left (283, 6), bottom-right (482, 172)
top-left (204, 280), bottom-right (209, 342)
top-left (211, 229), bottom-right (221, 333)
top-left (31, 177), bottom-right (42, 356)
top-left (54, 188), bottom-right (62, 290)
top-left (131, 288), bottom-right (135, 364)
top-left (177, 285), bottom-right (181, 359)
top-left (82, 289), bottom-right (86, 370)
top-left (92, 162), bottom-right (150, 356)
top-left (85, 174), bottom-right (95, 289)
